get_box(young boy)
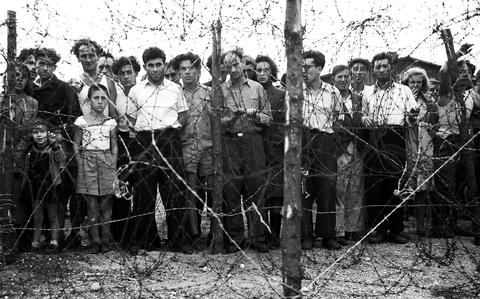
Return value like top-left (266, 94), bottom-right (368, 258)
top-left (73, 84), bottom-right (118, 253)
top-left (14, 119), bottom-right (66, 253)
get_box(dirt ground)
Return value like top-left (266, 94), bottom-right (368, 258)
top-left (1, 225), bottom-right (480, 299)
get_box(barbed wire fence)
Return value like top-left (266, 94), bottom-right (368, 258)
top-left (0, 0), bottom-right (480, 297)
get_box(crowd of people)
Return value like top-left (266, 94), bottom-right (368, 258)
top-left (3, 37), bottom-right (480, 256)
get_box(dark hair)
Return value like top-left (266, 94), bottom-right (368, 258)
top-left (87, 84), bottom-right (110, 99)
top-left (172, 52), bottom-right (201, 71)
top-left (31, 118), bottom-right (51, 131)
top-left (458, 60), bottom-right (476, 76)
top-left (17, 48), bottom-right (36, 63)
top-left (100, 52), bottom-right (115, 60)
top-left (303, 50), bottom-right (326, 69)
top-left (255, 55), bottom-right (279, 81)
top-left (222, 49), bottom-right (243, 64)
top-left (206, 55), bottom-right (213, 70)
top-left (348, 57), bottom-right (370, 70)
top-left (34, 48), bottom-right (61, 64)
top-left (331, 65), bottom-right (350, 78)
top-left (371, 52), bottom-right (394, 68)
top-left (71, 38), bottom-right (103, 58)
top-left (142, 47), bottom-right (166, 64)
top-left (112, 56), bottom-right (141, 75)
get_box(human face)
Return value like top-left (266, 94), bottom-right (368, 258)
top-left (302, 57), bottom-right (322, 85)
top-left (24, 55), bottom-right (37, 79)
top-left (35, 57), bottom-right (56, 80)
top-left (179, 60), bottom-right (198, 86)
top-left (32, 125), bottom-right (48, 146)
top-left (223, 52), bottom-right (244, 81)
top-left (78, 45), bottom-right (98, 73)
top-left (407, 74), bottom-right (424, 91)
top-left (333, 69), bottom-right (351, 92)
top-left (373, 58), bottom-right (392, 82)
top-left (351, 62), bottom-right (368, 84)
top-left (117, 64), bottom-right (137, 88)
top-left (15, 67), bottom-right (28, 92)
top-left (97, 56), bottom-right (114, 78)
top-left (144, 58), bottom-right (165, 84)
top-left (88, 89), bottom-right (109, 113)
top-left (255, 61), bottom-right (272, 84)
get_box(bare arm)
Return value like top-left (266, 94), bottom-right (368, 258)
top-left (110, 125), bottom-right (118, 166)
top-left (73, 126), bottom-right (83, 166)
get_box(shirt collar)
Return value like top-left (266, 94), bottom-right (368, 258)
top-left (33, 75), bottom-right (56, 88)
top-left (226, 77), bottom-right (249, 89)
top-left (374, 80), bottom-right (394, 92)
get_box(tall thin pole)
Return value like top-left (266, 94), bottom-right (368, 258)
top-left (209, 20), bottom-right (224, 254)
top-left (282, 0), bottom-right (303, 297)
top-left (0, 10), bottom-right (17, 266)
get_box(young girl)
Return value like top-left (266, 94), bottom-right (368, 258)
top-left (73, 84), bottom-right (118, 254)
top-left (14, 118), bottom-right (65, 253)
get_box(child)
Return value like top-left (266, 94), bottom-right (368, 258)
top-left (73, 84), bottom-right (118, 254)
top-left (14, 118), bottom-right (65, 254)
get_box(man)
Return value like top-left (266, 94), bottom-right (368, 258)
top-left (165, 60), bottom-right (180, 84)
top-left (173, 52), bottom-right (214, 247)
top-left (434, 44), bottom-right (480, 244)
top-left (362, 52), bottom-right (417, 244)
top-left (97, 52), bottom-right (115, 79)
top-left (301, 50), bottom-right (342, 250)
top-left (3, 64), bottom-right (38, 252)
top-left (221, 49), bottom-right (271, 253)
top-left (110, 55), bottom-right (141, 244)
top-left (27, 48), bottom-right (81, 247)
top-left (255, 54), bottom-right (285, 248)
top-left (125, 47), bottom-right (191, 254)
top-left (243, 55), bottom-right (257, 81)
top-left (349, 58), bottom-right (371, 93)
top-left (70, 38), bottom-right (123, 118)
top-left (331, 64), bottom-right (365, 245)
top-left (17, 48), bottom-right (37, 95)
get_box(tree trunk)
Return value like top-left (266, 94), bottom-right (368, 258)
top-left (282, 1), bottom-right (303, 297)
top-left (0, 10), bottom-right (17, 265)
top-left (209, 20), bottom-right (225, 254)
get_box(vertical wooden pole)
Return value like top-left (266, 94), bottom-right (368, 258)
top-left (282, 0), bottom-right (303, 297)
top-left (209, 20), bottom-right (224, 254)
top-left (0, 10), bottom-right (17, 265)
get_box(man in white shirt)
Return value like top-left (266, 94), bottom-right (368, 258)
top-left (124, 47), bottom-right (191, 254)
top-left (362, 52), bottom-right (417, 244)
top-left (301, 50), bottom-right (342, 250)
top-left (433, 44), bottom-right (480, 243)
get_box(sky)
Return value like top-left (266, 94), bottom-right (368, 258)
top-left (0, 0), bottom-right (479, 82)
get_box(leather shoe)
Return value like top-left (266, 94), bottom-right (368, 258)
top-left (322, 238), bottom-right (341, 250)
top-left (301, 239), bottom-right (313, 250)
top-left (250, 242), bottom-right (269, 253)
top-left (336, 237), bottom-right (348, 246)
top-left (225, 244), bottom-right (240, 254)
top-left (389, 233), bottom-right (408, 244)
top-left (369, 231), bottom-right (387, 244)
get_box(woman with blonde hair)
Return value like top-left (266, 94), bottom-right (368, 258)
top-left (401, 67), bottom-right (438, 236)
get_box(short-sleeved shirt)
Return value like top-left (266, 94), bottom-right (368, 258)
top-left (221, 78), bottom-right (271, 133)
top-left (74, 116), bottom-right (117, 150)
top-left (127, 78), bottom-right (189, 131)
top-left (436, 91), bottom-right (474, 138)
top-left (183, 84), bottom-right (212, 149)
top-left (303, 81), bottom-right (342, 133)
top-left (362, 82), bottom-right (417, 126)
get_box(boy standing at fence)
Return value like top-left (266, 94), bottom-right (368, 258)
top-left (73, 84), bottom-right (118, 253)
top-left (14, 119), bottom-right (66, 253)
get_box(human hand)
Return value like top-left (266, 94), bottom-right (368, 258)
top-left (459, 43), bottom-right (473, 56)
top-left (245, 108), bottom-right (257, 117)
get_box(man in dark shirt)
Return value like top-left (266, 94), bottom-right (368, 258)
top-left (255, 55), bottom-right (285, 248)
top-left (30, 47), bottom-right (81, 248)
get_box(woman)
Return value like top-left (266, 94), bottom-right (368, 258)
top-left (401, 67), bottom-right (438, 236)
